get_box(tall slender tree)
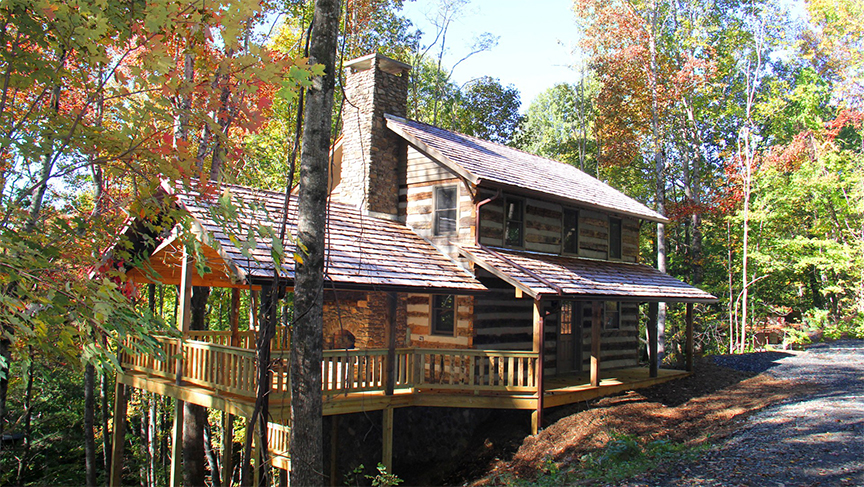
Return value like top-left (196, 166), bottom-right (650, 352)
top-left (291, 0), bottom-right (341, 484)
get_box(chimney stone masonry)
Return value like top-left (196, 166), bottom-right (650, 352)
top-left (340, 53), bottom-right (411, 216)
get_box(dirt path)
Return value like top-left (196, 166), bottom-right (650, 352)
top-left (620, 340), bottom-right (864, 487)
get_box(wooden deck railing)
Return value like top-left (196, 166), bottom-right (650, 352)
top-left (321, 348), bottom-right (414, 395)
top-left (121, 337), bottom-right (289, 398)
top-left (122, 337), bottom-right (540, 399)
top-left (414, 349), bottom-right (538, 392)
top-left (186, 328), bottom-right (290, 350)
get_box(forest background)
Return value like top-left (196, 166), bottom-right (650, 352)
top-left (0, 0), bottom-right (861, 484)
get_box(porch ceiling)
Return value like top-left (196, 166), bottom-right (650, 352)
top-left (460, 245), bottom-right (717, 303)
top-left (125, 233), bottom-right (256, 290)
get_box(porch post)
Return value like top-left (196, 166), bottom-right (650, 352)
top-left (384, 292), bottom-right (398, 396)
top-left (590, 301), bottom-right (602, 387)
top-left (230, 288), bottom-right (241, 347)
top-left (249, 290), bottom-right (259, 331)
top-left (222, 412), bottom-right (234, 487)
top-left (178, 245), bottom-right (194, 336)
top-left (382, 406), bottom-right (394, 473)
top-left (169, 400), bottom-right (184, 487)
top-left (108, 381), bottom-right (127, 487)
top-left (170, 244), bottom-right (194, 487)
top-left (686, 302), bottom-right (694, 372)
top-left (531, 298), bottom-right (544, 435)
top-left (329, 416), bottom-right (339, 486)
top-left (648, 302), bottom-right (659, 378)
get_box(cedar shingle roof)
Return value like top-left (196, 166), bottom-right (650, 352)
top-left (385, 115), bottom-right (668, 223)
top-left (461, 245), bottom-right (716, 303)
top-left (170, 182), bottom-right (485, 292)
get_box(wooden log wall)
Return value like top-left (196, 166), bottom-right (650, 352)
top-left (400, 148), bottom-right (474, 262)
top-left (476, 189), bottom-right (640, 263)
top-left (473, 270), bottom-right (535, 351)
top-left (472, 271), bottom-right (640, 373)
top-left (575, 302), bottom-right (640, 370)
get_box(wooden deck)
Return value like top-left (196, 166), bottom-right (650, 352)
top-left (120, 335), bottom-right (689, 419)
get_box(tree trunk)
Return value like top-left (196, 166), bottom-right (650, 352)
top-left (290, 0), bottom-right (340, 484)
top-left (139, 402), bottom-right (148, 487)
top-left (85, 363), bottom-right (97, 487)
top-left (204, 421), bottom-right (221, 487)
top-left (15, 348), bottom-right (35, 484)
top-left (101, 360), bottom-right (113, 484)
top-left (183, 286), bottom-right (210, 487)
top-left (241, 285), bottom-right (277, 487)
top-left (0, 335), bottom-right (10, 458)
top-left (649, 0), bottom-right (667, 361)
top-left (148, 394), bottom-right (157, 486)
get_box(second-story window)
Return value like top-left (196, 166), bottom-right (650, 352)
top-left (504, 198), bottom-right (524, 247)
top-left (434, 186), bottom-right (458, 235)
top-left (609, 217), bottom-right (622, 260)
top-left (431, 294), bottom-right (455, 335)
top-left (563, 208), bottom-right (579, 254)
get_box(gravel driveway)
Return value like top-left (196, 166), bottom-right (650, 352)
top-left (622, 340), bottom-right (864, 487)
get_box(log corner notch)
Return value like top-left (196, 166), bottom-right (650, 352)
top-left (531, 298), bottom-right (544, 435)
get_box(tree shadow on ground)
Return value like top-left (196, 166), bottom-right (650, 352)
top-left (712, 351), bottom-right (794, 373)
top-left (636, 353), bottom-right (792, 407)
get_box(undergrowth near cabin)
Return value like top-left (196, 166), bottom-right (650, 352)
top-left (459, 357), bottom-right (817, 486)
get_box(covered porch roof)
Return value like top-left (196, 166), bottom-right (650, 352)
top-left (460, 245), bottom-right (717, 303)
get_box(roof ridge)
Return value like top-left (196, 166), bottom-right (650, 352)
top-left (385, 114), bottom-right (598, 178)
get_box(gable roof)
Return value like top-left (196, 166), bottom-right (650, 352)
top-left (461, 245), bottom-right (716, 303)
top-left (127, 181), bottom-right (486, 293)
top-left (385, 115), bottom-right (667, 223)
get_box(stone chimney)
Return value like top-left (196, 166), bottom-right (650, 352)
top-left (339, 53), bottom-right (411, 216)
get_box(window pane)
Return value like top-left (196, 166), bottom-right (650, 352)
top-left (436, 187), bottom-right (456, 210)
top-left (609, 218), bottom-right (622, 259)
top-left (436, 209), bottom-right (457, 234)
top-left (432, 295), bottom-right (455, 335)
top-left (604, 302), bottom-right (620, 329)
top-left (563, 209), bottom-right (578, 254)
top-left (506, 200), bottom-right (522, 221)
top-left (505, 199), bottom-right (523, 246)
top-left (560, 302), bottom-right (573, 335)
top-left (434, 187), bottom-right (457, 235)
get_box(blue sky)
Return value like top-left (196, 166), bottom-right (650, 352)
top-left (401, 0), bottom-right (586, 111)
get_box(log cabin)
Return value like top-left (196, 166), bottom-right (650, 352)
top-left (106, 53), bottom-right (716, 485)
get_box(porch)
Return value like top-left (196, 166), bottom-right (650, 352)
top-left (118, 334), bottom-right (689, 418)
